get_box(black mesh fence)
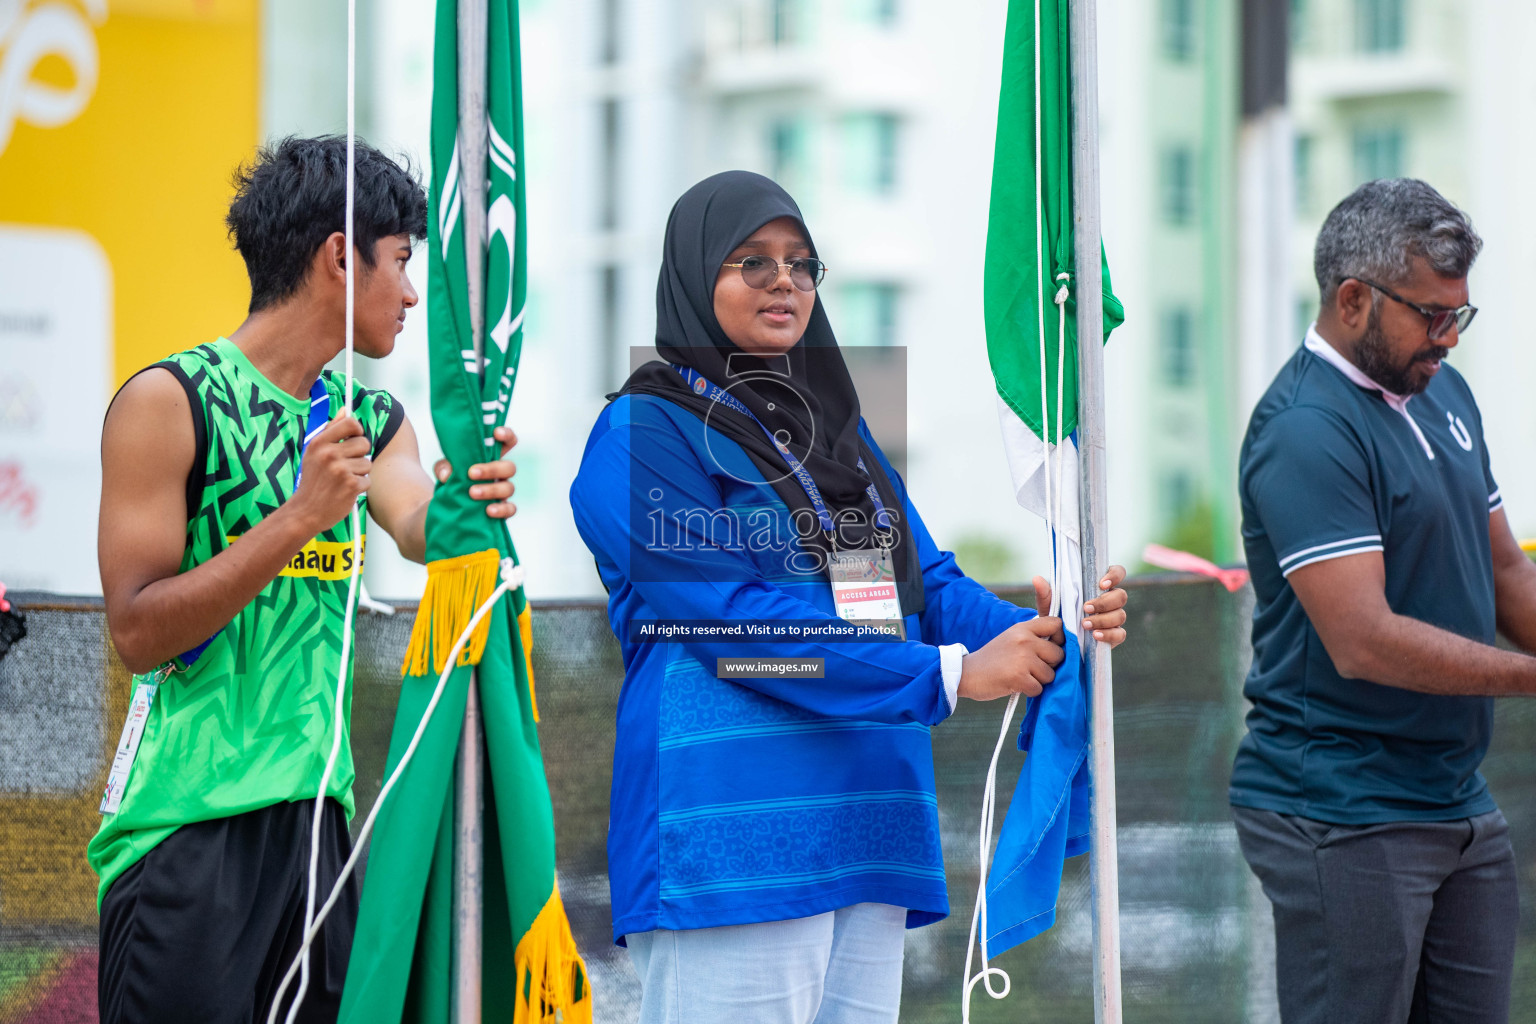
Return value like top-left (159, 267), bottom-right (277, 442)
top-left (5, 578), bottom-right (1536, 1022)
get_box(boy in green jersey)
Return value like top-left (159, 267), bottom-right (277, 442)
top-left (91, 136), bottom-right (517, 1024)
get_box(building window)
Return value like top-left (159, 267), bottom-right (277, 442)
top-left (838, 283), bottom-right (901, 347)
top-left (1160, 145), bottom-right (1196, 225)
top-left (1290, 0), bottom-right (1307, 50)
top-left (1159, 469), bottom-right (1197, 523)
top-left (598, 265), bottom-right (620, 391)
top-left (1294, 134), bottom-right (1313, 212)
top-left (1296, 296), bottom-right (1315, 336)
top-left (1352, 124), bottom-right (1404, 184)
top-left (1355, 0), bottom-right (1404, 53)
top-left (598, 99), bottom-right (620, 230)
top-left (598, 0), bottom-right (619, 64)
top-left (1162, 0), bottom-right (1198, 62)
top-left (769, 117), bottom-right (806, 188)
top-left (848, 0), bottom-right (898, 25)
top-left (1161, 307), bottom-right (1196, 387)
top-left (842, 113), bottom-right (899, 196)
top-left (772, 0), bottom-right (797, 46)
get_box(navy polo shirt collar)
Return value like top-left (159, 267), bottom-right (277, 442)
top-left (1304, 324), bottom-right (1436, 460)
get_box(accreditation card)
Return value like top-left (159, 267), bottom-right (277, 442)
top-left (100, 666), bottom-right (166, 814)
top-left (828, 548), bottom-right (906, 640)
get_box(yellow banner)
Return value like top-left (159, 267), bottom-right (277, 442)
top-left (0, 0), bottom-right (259, 386)
top-left (0, 0), bottom-right (259, 594)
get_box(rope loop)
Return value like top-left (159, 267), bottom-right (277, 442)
top-left (963, 692), bottom-right (1021, 1022)
top-left (966, 964), bottom-right (1013, 1004)
top-left (501, 558), bottom-right (525, 589)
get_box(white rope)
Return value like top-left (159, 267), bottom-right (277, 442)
top-left (963, 291), bottom-right (1072, 1024)
top-left (1052, 273), bottom-right (1070, 562)
top-left (1030, 0), bottom-right (1051, 615)
top-left (266, 559), bottom-right (525, 1022)
top-left (962, 689), bottom-right (1019, 1014)
top-left (273, 3), bottom-right (359, 1020)
top-left (964, 0), bottom-right (1058, 1016)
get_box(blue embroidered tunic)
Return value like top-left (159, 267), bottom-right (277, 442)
top-left (570, 393), bottom-right (1037, 943)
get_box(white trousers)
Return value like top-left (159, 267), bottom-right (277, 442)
top-left (625, 903), bottom-right (907, 1024)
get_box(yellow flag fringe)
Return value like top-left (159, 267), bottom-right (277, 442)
top-left (517, 604), bottom-right (540, 722)
top-left (514, 879), bottom-right (592, 1024)
top-left (401, 548), bottom-right (503, 676)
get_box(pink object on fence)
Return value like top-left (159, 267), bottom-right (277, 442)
top-left (1142, 544), bottom-right (1250, 593)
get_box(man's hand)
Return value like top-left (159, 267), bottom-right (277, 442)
top-left (434, 425), bottom-right (518, 520)
top-left (1289, 548), bottom-right (1536, 696)
top-left (1031, 564), bottom-right (1130, 647)
top-left (957, 617), bottom-right (1067, 702)
top-left (291, 414), bottom-right (372, 532)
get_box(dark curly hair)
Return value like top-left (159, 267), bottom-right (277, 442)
top-left (226, 136), bottom-right (429, 313)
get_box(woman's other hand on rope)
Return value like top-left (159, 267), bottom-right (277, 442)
top-left (293, 414), bottom-right (371, 532)
top-left (434, 425), bottom-right (518, 519)
top-left (1029, 565), bottom-right (1130, 648)
top-left (957, 618), bottom-right (1066, 702)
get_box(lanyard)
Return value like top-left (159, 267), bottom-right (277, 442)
top-left (291, 377), bottom-right (333, 493)
top-left (671, 364), bottom-right (893, 539)
top-left (176, 377), bottom-right (330, 670)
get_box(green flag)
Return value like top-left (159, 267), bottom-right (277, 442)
top-left (338, 1), bottom-right (590, 1021)
top-left (984, 0), bottom-right (1123, 446)
top-left (984, 0), bottom-right (1123, 602)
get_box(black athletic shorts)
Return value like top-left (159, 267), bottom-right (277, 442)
top-left (98, 797), bottom-right (360, 1024)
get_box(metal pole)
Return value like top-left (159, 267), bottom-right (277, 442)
top-left (1068, 1), bottom-right (1123, 1021)
top-left (451, 684), bottom-right (485, 1024)
top-left (452, 0), bottom-right (488, 1020)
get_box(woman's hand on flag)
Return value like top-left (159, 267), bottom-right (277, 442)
top-left (957, 617), bottom-right (1067, 702)
top-left (434, 425), bottom-right (518, 519)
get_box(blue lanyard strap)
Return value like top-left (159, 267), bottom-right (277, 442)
top-left (670, 364), bottom-right (894, 538)
top-left (291, 377), bottom-right (333, 493)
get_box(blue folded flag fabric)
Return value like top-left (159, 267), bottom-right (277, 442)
top-left (985, 629), bottom-right (1091, 952)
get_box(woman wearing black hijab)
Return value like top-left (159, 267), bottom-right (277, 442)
top-left (570, 171), bottom-right (1127, 1023)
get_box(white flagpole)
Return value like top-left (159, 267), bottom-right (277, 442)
top-left (1067, 0), bottom-right (1123, 1021)
top-left (453, 0), bottom-right (489, 1020)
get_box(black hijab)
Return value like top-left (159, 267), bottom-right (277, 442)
top-left (616, 170), bottom-right (924, 615)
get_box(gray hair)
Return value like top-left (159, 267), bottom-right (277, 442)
top-left (1313, 178), bottom-right (1482, 304)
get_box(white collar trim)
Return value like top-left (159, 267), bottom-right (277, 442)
top-left (1304, 324), bottom-right (1435, 460)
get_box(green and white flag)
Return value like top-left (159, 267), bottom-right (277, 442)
top-left (339, 1), bottom-right (590, 1020)
top-left (984, 0), bottom-right (1123, 617)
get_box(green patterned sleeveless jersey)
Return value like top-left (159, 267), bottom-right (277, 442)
top-left (88, 336), bottom-right (404, 906)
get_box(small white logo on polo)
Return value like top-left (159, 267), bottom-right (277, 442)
top-left (1447, 412), bottom-right (1473, 451)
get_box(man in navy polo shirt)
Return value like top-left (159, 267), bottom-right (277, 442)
top-left (1231, 178), bottom-right (1536, 1024)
